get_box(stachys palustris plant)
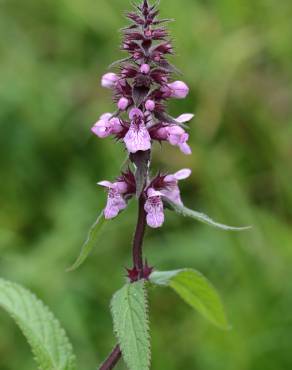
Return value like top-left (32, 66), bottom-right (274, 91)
top-left (0, 1), bottom-right (250, 370)
top-left (87, 1), bottom-right (250, 369)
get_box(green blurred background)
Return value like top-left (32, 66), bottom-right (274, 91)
top-left (1, 0), bottom-right (292, 369)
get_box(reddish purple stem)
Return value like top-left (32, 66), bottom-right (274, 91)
top-left (132, 195), bottom-right (147, 274)
top-left (99, 345), bottom-right (122, 370)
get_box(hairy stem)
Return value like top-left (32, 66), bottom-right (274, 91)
top-left (99, 345), bottom-right (121, 370)
top-left (132, 195), bottom-right (147, 273)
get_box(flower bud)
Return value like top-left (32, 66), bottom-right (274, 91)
top-left (101, 73), bottom-right (118, 89)
top-left (167, 81), bottom-right (189, 99)
top-left (144, 29), bottom-right (152, 38)
top-left (140, 64), bottom-right (150, 74)
top-left (145, 99), bottom-right (155, 111)
top-left (118, 97), bottom-right (129, 111)
top-left (133, 52), bottom-right (141, 60)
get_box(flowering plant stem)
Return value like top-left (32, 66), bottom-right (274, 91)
top-left (132, 195), bottom-right (147, 275)
top-left (99, 344), bottom-right (121, 370)
top-left (87, 1), bottom-right (247, 368)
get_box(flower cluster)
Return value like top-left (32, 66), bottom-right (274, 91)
top-left (92, 108), bottom-right (193, 154)
top-left (92, 0), bottom-right (193, 228)
top-left (91, 0), bottom-right (193, 155)
top-left (99, 169), bottom-right (191, 228)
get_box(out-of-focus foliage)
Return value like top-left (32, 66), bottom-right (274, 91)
top-left (0, 0), bottom-right (291, 369)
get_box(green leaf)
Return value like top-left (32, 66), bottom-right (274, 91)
top-left (111, 281), bottom-right (150, 370)
top-left (0, 278), bottom-right (76, 370)
top-left (150, 269), bottom-right (230, 330)
top-left (67, 211), bottom-right (105, 271)
top-left (166, 200), bottom-right (251, 231)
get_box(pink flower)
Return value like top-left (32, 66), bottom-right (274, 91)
top-left (166, 81), bottom-right (189, 99)
top-left (145, 99), bottom-right (155, 111)
top-left (124, 108), bottom-right (151, 153)
top-left (143, 168), bottom-right (191, 228)
top-left (101, 73), bottom-right (119, 89)
top-left (154, 122), bottom-right (192, 155)
top-left (162, 113), bottom-right (194, 154)
top-left (98, 170), bottom-right (136, 219)
top-left (140, 64), bottom-right (150, 74)
top-left (161, 168), bottom-right (191, 205)
top-left (149, 113), bottom-right (193, 154)
top-left (91, 113), bottom-right (123, 138)
top-left (98, 181), bottom-right (128, 219)
top-left (118, 97), bottom-right (129, 111)
top-left (166, 125), bottom-right (192, 155)
top-left (144, 188), bottom-right (165, 228)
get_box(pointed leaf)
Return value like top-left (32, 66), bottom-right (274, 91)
top-left (165, 200), bottom-right (251, 231)
top-left (111, 281), bottom-right (150, 370)
top-left (150, 269), bottom-right (230, 330)
top-left (0, 279), bottom-right (76, 370)
top-left (67, 211), bottom-right (106, 271)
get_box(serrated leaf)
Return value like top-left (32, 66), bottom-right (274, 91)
top-left (150, 269), bottom-right (230, 330)
top-left (111, 281), bottom-right (150, 370)
top-left (67, 211), bottom-right (106, 271)
top-left (166, 200), bottom-right (251, 231)
top-left (0, 278), bottom-right (76, 370)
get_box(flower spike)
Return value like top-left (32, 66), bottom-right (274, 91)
top-left (91, 0), bottom-right (194, 155)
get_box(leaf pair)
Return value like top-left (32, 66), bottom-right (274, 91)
top-left (110, 269), bottom-right (230, 370)
top-left (0, 271), bottom-right (229, 370)
top-left (69, 203), bottom-right (250, 271)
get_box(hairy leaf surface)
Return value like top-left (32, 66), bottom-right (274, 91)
top-left (111, 281), bottom-right (150, 370)
top-left (0, 279), bottom-right (76, 370)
